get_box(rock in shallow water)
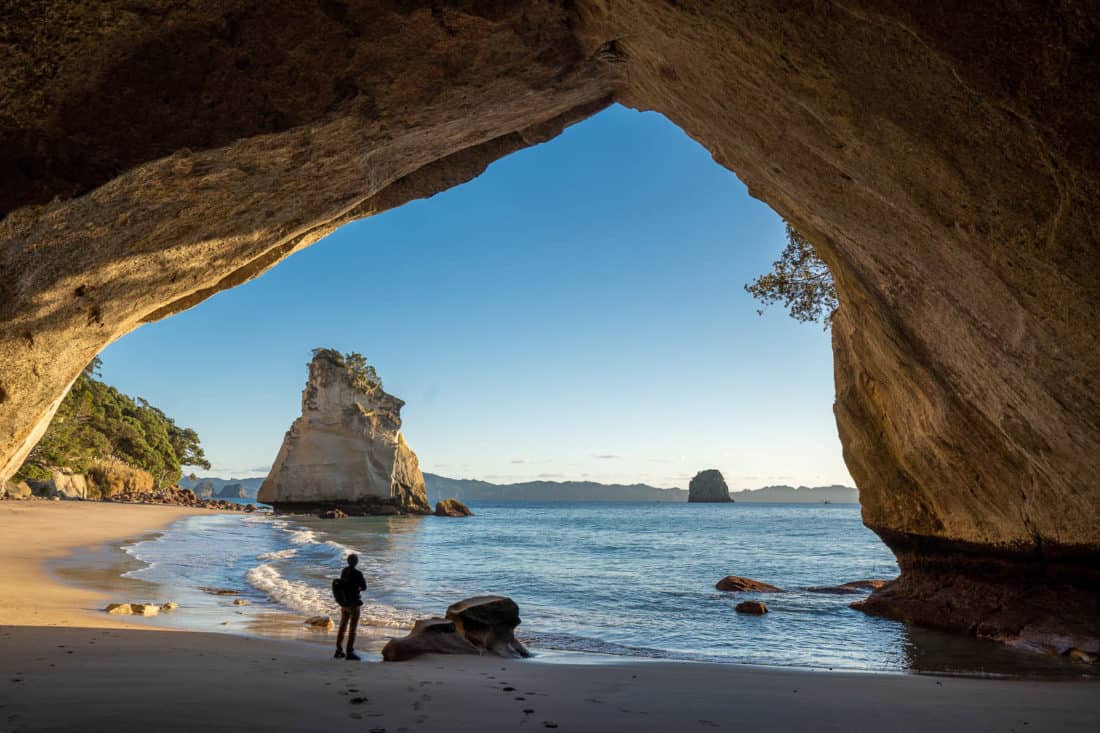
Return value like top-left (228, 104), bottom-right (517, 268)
top-left (716, 575), bottom-right (783, 593)
top-left (735, 601), bottom-right (769, 615)
top-left (434, 498), bottom-right (473, 517)
top-left (805, 579), bottom-right (891, 595)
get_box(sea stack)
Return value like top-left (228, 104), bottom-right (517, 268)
top-left (688, 469), bottom-right (732, 503)
top-left (258, 348), bottom-right (431, 515)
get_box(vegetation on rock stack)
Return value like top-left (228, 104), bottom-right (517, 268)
top-left (312, 348), bottom-right (382, 391)
top-left (15, 358), bottom-right (209, 489)
top-left (746, 223), bottom-right (838, 329)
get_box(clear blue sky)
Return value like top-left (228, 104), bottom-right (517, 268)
top-left (99, 104), bottom-right (852, 490)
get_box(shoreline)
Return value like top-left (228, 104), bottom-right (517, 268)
top-left (25, 501), bottom-right (1097, 680)
top-left (2, 501), bottom-right (1099, 731)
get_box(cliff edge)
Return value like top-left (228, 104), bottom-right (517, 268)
top-left (258, 349), bottom-right (430, 515)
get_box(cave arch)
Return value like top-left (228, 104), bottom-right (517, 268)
top-left (2, 2), bottom-right (1097, 650)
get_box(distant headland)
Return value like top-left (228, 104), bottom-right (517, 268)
top-left (180, 473), bottom-right (858, 505)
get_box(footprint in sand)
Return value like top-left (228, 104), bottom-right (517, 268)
top-left (350, 697), bottom-right (368, 705)
top-left (543, 723), bottom-right (558, 729)
top-left (523, 709), bottom-right (535, 715)
top-left (502, 686), bottom-right (516, 692)
top-left (349, 712), bottom-right (363, 719)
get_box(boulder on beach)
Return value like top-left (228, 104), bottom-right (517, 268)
top-left (736, 600), bottom-right (769, 615)
top-left (434, 498), bottom-right (473, 517)
top-left (382, 595), bottom-right (530, 662)
top-left (258, 349), bottom-right (432, 516)
top-left (105, 603), bottom-right (132, 615)
top-left (381, 618), bottom-right (481, 661)
top-left (716, 575), bottom-right (783, 592)
top-left (2, 480), bottom-right (31, 500)
top-left (306, 615), bottom-right (335, 630)
top-left (130, 603), bottom-right (160, 616)
top-left (446, 595), bottom-right (530, 658)
top-left (688, 469), bottom-right (731, 503)
top-left (319, 508), bottom-right (348, 519)
top-left (232, 599), bottom-right (250, 606)
top-left (161, 602), bottom-right (179, 611)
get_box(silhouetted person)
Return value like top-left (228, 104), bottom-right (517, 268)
top-left (335, 553), bottom-right (366, 661)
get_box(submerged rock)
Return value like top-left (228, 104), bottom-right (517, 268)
top-left (104, 603), bottom-right (132, 615)
top-left (735, 600), bottom-right (768, 615)
top-left (319, 508), bottom-right (348, 519)
top-left (258, 349), bottom-right (431, 516)
top-left (688, 470), bottom-right (731, 503)
top-left (382, 595), bottom-right (530, 662)
top-left (434, 498), bottom-right (473, 517)
top-left (805, 579), bottom-right (891, 595)
top-left (160, 602), bottom-right (179, 612)
top-left (716, 575), bottom-right (783, 593)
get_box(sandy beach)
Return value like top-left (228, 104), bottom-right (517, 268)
top-left (2, 502), bottom-right (1098, 732)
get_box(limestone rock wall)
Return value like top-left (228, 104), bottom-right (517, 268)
top-left (1, 1), bottom-right (1098, 643)
top-left (258, 351), bottom-right (430, 514)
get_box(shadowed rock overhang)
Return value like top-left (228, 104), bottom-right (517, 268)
top-left (1, 2), bottom-right (1097, 653)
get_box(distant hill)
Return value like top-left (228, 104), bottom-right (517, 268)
top-left (729, 484), bottom-right (858, 503)
top-left (424, 474), bottom-right (858, 504)
top-left (179, 476), bottom-right (265, 499)
top-left (424, 474), bottom-right (687, 504)
top-left (179, 474), bottom-right (857, 505)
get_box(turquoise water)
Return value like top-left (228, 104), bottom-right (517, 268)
top-left (113, 503), bottom-right (1090, 676)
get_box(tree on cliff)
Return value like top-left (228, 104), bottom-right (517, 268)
top-left (745, 223), bottom-right (838, 329)
top-left (313, 348), bottom-right (382, 391)
top-left (16, 358), bottom-right (210, 489)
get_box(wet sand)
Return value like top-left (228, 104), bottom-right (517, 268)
top-left (1, 502), bottom-right (1098, 732)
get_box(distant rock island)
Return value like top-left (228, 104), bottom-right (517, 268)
top-left (179, 476), bottom-right (264, 499)
top-left (688, 469), bottom-right (732, 503)
top-left (423, 473), bottom-right (858, 504)
top-left (257, 349), bottom-right (431, 515)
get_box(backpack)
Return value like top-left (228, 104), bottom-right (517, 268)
top-left (331, 578), bottom-right (348, 607)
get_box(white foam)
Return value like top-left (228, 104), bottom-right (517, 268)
top-left (245, 562), bottom-right (419, 628)
top-left (258, 548), bottom-right (299, 561)
top-left (246, 563), bottom-right (334, 616)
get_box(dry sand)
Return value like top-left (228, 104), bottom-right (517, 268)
top-left (1, 501), bottom-right (1098, 732)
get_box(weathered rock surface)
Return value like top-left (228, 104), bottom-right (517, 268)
top-left (381, 618), bottom-right (480, 662)
top-left (434, 498), bottom-right (474, 517)
top-left (735, 601), bottom-right (768, 615)
top-left (445, 595), bottom-right (531, 659)
top-left (258, 350), bottom-right (431, 515)
top-left (715, 576), bottom-right (783, 593)
top-left (1, 2), bottom-right (1098, 650)
top-left (2, 480), bottom-right (32, 500)
top-left (383, 596), bottom-right (531, 662)
top-left (688, 470), bottom-right (731, 503)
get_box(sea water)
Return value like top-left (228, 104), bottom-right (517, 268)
top-left (95, 502), bottom-right (1090, 676)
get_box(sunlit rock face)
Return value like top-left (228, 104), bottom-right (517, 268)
top-left (1, 2), bottom-right (1097, 647)
top-left (258, 351), bottom-right (430, 515)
